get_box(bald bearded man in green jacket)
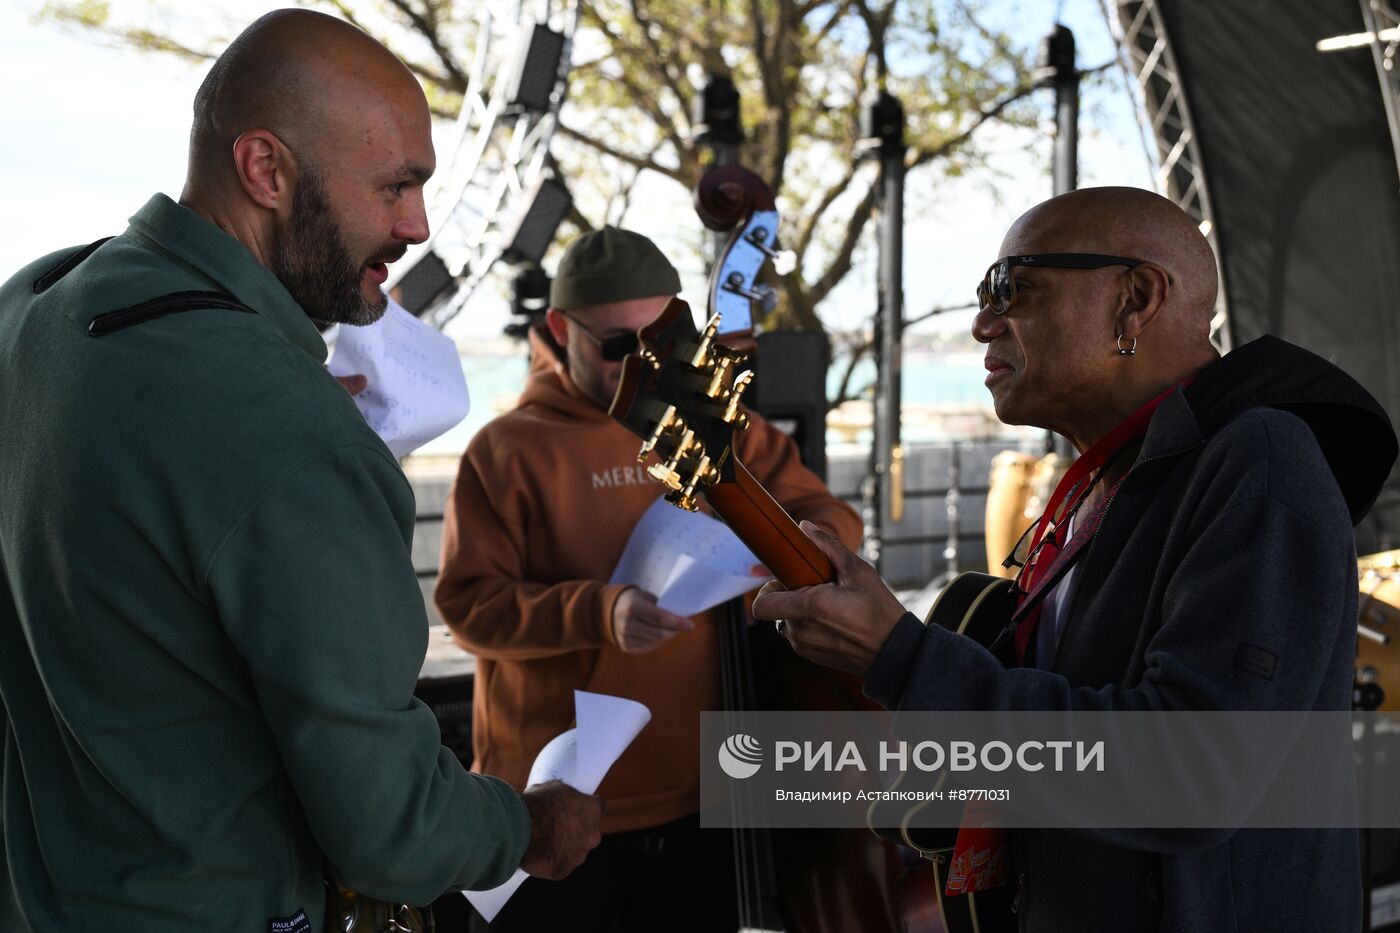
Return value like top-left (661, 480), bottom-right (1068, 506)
top-left (0, 10), bottom-right (600, 932)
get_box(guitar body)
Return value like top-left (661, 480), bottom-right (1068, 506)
top-left (865, 572), bottom-right (1019, 933)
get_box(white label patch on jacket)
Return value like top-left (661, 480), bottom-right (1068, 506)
top-left (591, 465), bottom-right (650, 489)
top-left (268, 909), bottom-right (311, 933)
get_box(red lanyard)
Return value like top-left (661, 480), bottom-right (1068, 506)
top-left (1018, 380), bottom-right (1187, 596)
top-left (1010, 381), bottom-right (1191, 665)
top-left (950, 381), bottom-right (1192, 900)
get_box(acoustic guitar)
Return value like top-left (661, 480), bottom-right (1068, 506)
top-left (864, 571), bottom-right (1018, 933)
top-left (608, 296), bottom-right (834, 586)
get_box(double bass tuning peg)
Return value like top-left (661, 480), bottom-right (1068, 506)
top-left (743, 226), bottom-right (797, 276)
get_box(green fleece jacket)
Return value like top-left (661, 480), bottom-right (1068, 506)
top-left (0, 195), bottom-right (529, 932)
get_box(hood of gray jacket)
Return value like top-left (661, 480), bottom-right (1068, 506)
top-left (1183, 334), bottom-right (1397, 525)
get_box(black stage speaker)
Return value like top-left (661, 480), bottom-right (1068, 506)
top-left (747, 330), bottom-right (830, 481)
top-left (501, 175), bottom-right (572, 266)
top-left (1131, 1), bottom-right (1400, 551)
top-left (392, 250), bottom-right (455, 316)
top-left (502, 23), bottom-right (566, 113)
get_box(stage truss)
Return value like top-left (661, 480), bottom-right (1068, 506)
top-left (385, 0), bottom-right (579, 328)
top-left (1359, 0), bottom-right (1400, 188)
top-left (1100, 0), bottom-right (1231, 350)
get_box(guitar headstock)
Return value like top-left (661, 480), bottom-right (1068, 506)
top-left (608, 298), bottom-right (754, 511)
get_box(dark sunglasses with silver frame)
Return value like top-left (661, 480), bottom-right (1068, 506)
top-left (561, 311), bottom-right (641, 362)
top-left (977, 253), bottom-right (1145, 316)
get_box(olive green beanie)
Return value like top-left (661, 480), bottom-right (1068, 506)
top-left (549, 226), bottom-right (682, 310)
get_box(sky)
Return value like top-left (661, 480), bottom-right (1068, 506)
top-left (0, 0), bottom-right (1156, 343)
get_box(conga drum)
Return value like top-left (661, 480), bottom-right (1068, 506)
top-left (1357, 565), bottom-right (1400, 711)
top-left (985, 452), bottom-right (1035, 580)
top-left (984, 451), bottom-right (1066, 579)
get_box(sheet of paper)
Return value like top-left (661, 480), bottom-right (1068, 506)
top-left (609, 497), bottom-right (768, 616)
top-left (465, 692), bottom-right (650, 922)
top-left (327, 297), bottom-right (469, 458)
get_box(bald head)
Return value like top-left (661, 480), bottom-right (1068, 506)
top-left (974, 187), bottom-right (1223, 451)
top-left (179, 10), bottom-right (435, 327)
top-left (187, 9), bottom-right (424, 190)
top-left (1001, 187), bottom-right (1219, 344)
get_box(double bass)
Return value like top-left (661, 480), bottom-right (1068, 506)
top-left (610, 165), bottom-right (908, 932)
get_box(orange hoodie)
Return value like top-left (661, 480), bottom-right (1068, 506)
top-left (435, 326), bottom-right (862, 833)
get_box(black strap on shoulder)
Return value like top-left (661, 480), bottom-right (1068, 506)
top-left (32, 236), bottom-right (115, 293)
top-left (87, 291), bottom-right (258, 337)
top-left (25, 233), bottom-right (259, 336)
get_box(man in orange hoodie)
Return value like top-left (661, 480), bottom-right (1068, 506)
top-left (435, 226), bottom-right (862, 931)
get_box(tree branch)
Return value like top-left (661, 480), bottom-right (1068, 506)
top-left (582, 10), bottom-right (692, 160)
top-left (765, 0), bottom-right (797, 194)
top-left (557, 122), bottom-right (689, 185)
top-left (909, 80), bottom-right (1038, 169)
top-left (810, 0), bottom-right (857, 48)
top-left (382, 0), bottom-right (468, 93)
top-left (829, 334), bottom-right (874, 409)
top-left (609, 166), bottom-right (644, 226)
top-left (628, 0), bottom-right (696, 121)
top-left (748, 0), bottom-right (772, 98)
top-left (904, 301), bottom-right (977, 328)
top-left (796, 160), bottom-right (861, 258)
top-left (807, 179), bottom-right (879, 308)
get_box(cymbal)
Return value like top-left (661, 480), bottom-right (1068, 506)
top-left (1359, 549), bottom-right (1400, 572)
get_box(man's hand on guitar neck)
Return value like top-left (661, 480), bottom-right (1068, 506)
top-left (611, 588), bottom-right (694, 654)
top-left (751, 521), bottom-right (908, 677)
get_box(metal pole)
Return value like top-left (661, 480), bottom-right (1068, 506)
top-left (1040, 25), bottom-right (1080, 459)
top-left (694, 74), bottom-right (744, 259)
top-left (858, 92), bottom-right (907, 573)
top-left (1046, 25), bottom-right (1080, 196)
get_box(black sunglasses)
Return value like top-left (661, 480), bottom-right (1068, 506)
top-left (977, 253), bottom-right (1144, 315)
top-left (562, 312), bottom-right (640, 362)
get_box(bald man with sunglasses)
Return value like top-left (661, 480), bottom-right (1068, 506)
top-left (435, 226), bottom-right (861, 931)
top-left (754, 187), bottom-right (1396, 931)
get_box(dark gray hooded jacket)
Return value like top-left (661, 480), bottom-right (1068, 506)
top-left (865, 335), bottom-right (1397, 932)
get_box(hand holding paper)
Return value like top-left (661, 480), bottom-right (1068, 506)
top-left (610, 587), bottom-right (693, 654)
top-left (327, 297), bottom-right (470, 458)
top-left (610, 498), bottom-right (770, 616)
top-left (518, 782), bottom-right (603, 880)
top-left (465, 692), bottom-right (651, 921)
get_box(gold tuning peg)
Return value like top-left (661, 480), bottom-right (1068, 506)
top-left (668, 489), bottom-right (701, 512)
top-left (670, 453), bottom-right (717, 513)
top-left (674, 427), bottom-right (704, 460)
top-left (722, 370), bottom-right (755, 428)
top-left (689, 313), bottom-right (723, 370)
top-left (639, 405), bottom-right (681, 460)
top-left (701, 313), bottom-right (722, 342)
top-left (648, 458), bottom-right (684, 492)
top-left (703, 358), bottom-right (733, 399)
